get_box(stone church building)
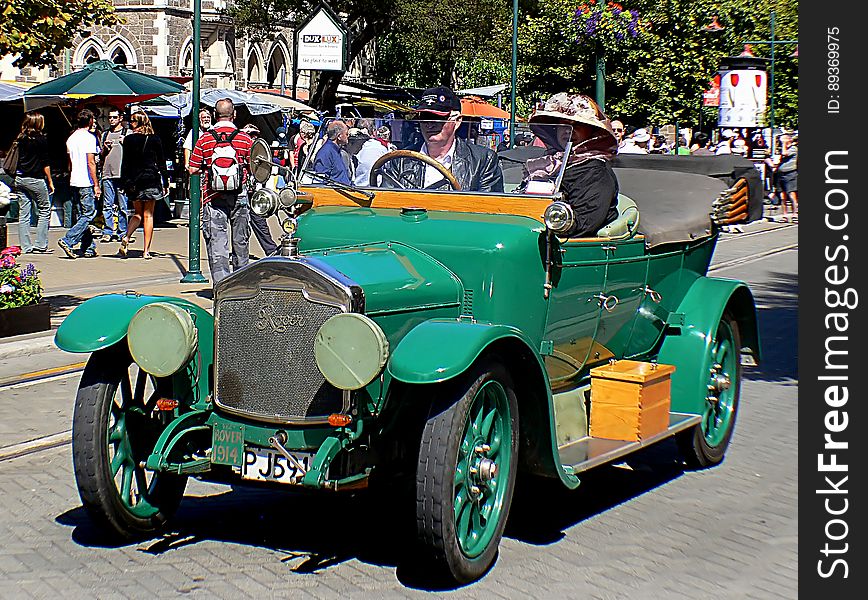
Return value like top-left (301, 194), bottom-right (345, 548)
top-left (3, 0), bottom-right (373, 98)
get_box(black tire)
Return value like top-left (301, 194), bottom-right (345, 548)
top-left (72, 346), bottom-right (187, 540)
top-left (677, 312), bottom-right (742, 468)
top-left (416, 360), bottom-right (519, 584)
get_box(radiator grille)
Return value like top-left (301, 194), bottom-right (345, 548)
top-left (215, 289), bottom-right (343, 421)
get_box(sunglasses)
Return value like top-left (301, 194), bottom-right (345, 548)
top-left (612, 127), bottom-right (624, 132)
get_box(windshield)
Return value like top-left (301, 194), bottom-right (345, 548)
top-left (297, 118), bottom-right (575, 197)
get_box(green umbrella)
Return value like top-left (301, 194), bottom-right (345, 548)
top-left (24, 60), bottom-right (186, 110)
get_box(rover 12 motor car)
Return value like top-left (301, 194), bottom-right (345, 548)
top-left (56, 119), bottom-right (761, 584)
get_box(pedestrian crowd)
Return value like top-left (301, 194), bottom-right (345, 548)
top-left (2, 91), bottom-right (798, 286)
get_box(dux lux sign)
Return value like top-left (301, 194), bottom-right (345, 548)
top-left (297, 7), bottom-right (348, 71)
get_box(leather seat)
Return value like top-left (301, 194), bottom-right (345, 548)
top-left (595, 194), bottom-right (640, 240)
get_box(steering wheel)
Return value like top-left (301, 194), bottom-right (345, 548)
top-left (370, 150), bottom-right (462, 191)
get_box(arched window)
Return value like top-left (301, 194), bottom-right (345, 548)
top-left (83, 47), bottom-right (101, 64)
top-left (107, 36), bottom-right (137, 69)
top-left (73, 38), bottom-right (108, 69)
top-left (112, 48), bottom-right (128, 66)
top-left (180, 43), bottom-right (193, 73)
top-left (266, 46), bottom-right (288, 87)
top-left (247, 48), bottom-right (264, 84)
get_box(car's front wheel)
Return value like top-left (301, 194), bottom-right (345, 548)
top-left (72, 346), bottom-right (187, 540)
top-left (677, 311), bottom-right (742, 468)
top-left (415, 360), bottom-right (519, 584)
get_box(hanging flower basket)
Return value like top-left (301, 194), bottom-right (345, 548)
top-left (0, 246), bottom-right (50, 338)
top-left (573, 1), bottom-right (645, 46)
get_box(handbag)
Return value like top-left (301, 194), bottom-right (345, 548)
top-left (2, 140), bottom-right (19, 174)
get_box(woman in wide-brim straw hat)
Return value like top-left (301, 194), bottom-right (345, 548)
top-left (527, 92), bottom-right (620, 237)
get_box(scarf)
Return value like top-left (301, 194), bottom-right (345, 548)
top-left (523, 131), bottom-right (617, 182)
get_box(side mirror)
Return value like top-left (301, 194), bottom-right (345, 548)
top-left (249, 138), bottom-right (273, 184)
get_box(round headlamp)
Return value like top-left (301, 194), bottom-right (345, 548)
top-left (250, 188), bottom-right (278, 217)
top-left (127, 302), bottom-right (198, 377)
top-left (314, 313), bottom-right (389, 390)
top-left (278, 187), bottom-right (298, 209)
top-left (543, 201), bottom-right (575, 235)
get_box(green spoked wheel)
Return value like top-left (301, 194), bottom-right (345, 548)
top-left (678, 312), bottom-right (742, 468)
top-left (72, 346), bottom-right (186, 540)
top-left (416, 360), bottom-right (519, 584)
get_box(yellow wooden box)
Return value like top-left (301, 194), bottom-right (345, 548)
top-left (589, 360), bottom-right (675, 442)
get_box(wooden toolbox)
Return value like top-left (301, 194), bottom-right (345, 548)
top-left (589, 360), bottom-right (675, 442)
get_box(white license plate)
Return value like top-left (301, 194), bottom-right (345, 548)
top-left (241, 447), bottom-right (314, 485)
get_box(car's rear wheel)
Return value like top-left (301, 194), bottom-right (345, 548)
top-left (416, 360), bottom-right (519, 584)
top-left (72, 346), bottom-right (187, 540)
top-left (677, 311), bottom-right (742, 468)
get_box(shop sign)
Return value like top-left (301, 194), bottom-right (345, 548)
top-left (297, 7), bottom-right (348, 71)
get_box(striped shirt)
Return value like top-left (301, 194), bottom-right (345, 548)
top-left (189, 121), bottom-right (253, 204)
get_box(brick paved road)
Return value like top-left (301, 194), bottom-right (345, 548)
top-left (0, 227), bottom-right (797, 599)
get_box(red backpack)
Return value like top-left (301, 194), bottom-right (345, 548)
top-left (209, 130), bottom-right (242, 192)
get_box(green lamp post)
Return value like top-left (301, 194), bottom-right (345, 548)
top-left (595, 44), bottom-right (605, 111)
top-left (743, 11), bottom-right (797, 151)
top-left (181, 0), bottom-right (208, 284)
top-left (509, 0), bottom-right (518, 149)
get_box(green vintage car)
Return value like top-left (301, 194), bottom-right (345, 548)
top-left (56, 121), bottom-right (760, 584)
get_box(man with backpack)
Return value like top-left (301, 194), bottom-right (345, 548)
top-left (188, 98), bottom-right (254, 285)
top-left (99, 109), bottom-right (129, 242)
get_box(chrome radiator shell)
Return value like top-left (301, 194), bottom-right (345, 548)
top-left (212, 258), bottom-right (364, 424)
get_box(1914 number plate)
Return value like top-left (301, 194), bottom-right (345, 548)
top-left (212, 422), bottom-right (244, 467)
top-left (241, 447), bottom-right (314, 485)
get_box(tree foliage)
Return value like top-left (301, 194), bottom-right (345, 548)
top-left (228, 0), bottom-right (798, 126)
top-left (0, 0), bottom-right (120, 68)
top-left (229, 0), bottom-right (401, 110)
top-left (519, 0), bottom-right (798, 127)
top-left (375, 0), bottom-right (512, 90)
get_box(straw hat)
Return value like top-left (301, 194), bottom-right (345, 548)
top-left (529, 92), bottom-right (615, 143)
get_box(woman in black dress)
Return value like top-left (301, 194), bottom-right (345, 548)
top-left (524, 93), bottom-right (619, 237)
top-left (119, 111), bottom-right (167, 259)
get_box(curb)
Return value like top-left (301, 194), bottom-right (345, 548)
top-left (0, 330), bottom-right (58, 360)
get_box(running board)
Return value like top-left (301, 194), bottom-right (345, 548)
top-left (558, 413), bottom-right (701, 475)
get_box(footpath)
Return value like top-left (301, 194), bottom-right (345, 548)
top-left (0, 219), bottom-right (283, 456)
top-left (1, 218), bottom-right (279, 359)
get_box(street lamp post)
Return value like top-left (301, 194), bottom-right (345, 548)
top-left (509, 0), bottom-right (518, 149)
top-left (595, 44), bottom-right (605, 111)
top-left (181, 0), bottom-right (208, 284)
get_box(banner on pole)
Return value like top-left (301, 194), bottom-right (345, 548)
top-left (703, 75), bottom-right (721, 107)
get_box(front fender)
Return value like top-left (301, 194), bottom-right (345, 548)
top-left (387, 318), bottom-right (581, 490)
top-left (55, 293), bottom-right (212, 354)
top-left (658, 277), bottom-right (760, 415)
top-left (388, 319), bottom-right (533, 384)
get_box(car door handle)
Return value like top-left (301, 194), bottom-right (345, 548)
top-left (644, 286), bottom-right (662, 303)
top-left (589, 293), bottom-right (619, 312)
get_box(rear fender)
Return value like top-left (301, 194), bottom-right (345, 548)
top-left (388, 319), bottom-right (580, 489)
top-left (658, 277), bottom-right (760, 415)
